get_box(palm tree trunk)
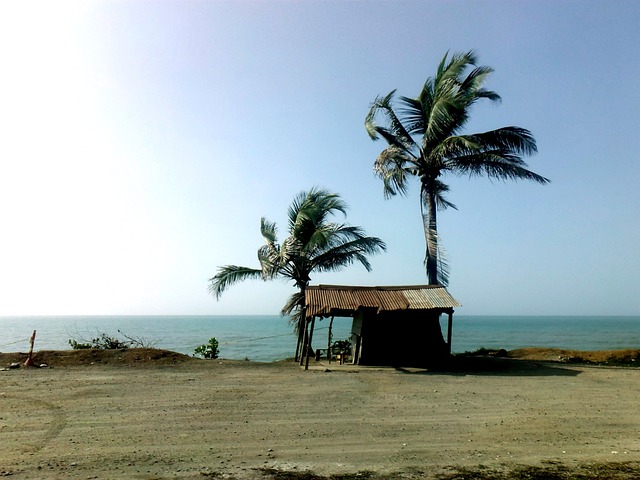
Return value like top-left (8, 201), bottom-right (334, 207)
top-left (295, 326), bottom-right (303, 362)
top-left (294, 284), bottom-right (307, 361)
top-left (422, 188), bottom-right (439, 285)
top-left (299, 316), bottom-right (309, 366)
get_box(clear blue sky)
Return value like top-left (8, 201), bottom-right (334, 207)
top-left (0, 0), bottom-right (638, 316)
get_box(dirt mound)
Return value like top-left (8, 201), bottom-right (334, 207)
top-left (4, 347), bottom-right (640, 370)
top-left (508, 347), bottom-right (640, 366)
top-left (0, 348), bottom-right (197, 368)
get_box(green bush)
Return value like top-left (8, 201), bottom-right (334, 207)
top-left (68, 339), bottom-right (93, 350)
top-left (194, 337), bottom-right (219, 359)
top-left (68, 333), bottom-right (128, 350)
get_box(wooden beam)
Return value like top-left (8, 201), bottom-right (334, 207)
top-left (327, 316), bottom-right (334, 363)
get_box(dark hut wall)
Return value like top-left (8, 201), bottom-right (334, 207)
top-left (352, 309), bottom-right (448, 367)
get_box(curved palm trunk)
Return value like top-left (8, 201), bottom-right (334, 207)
top-left (421, 188), bottom-right (439, 285)
top-left (294, 321), bottom-right (304, 362)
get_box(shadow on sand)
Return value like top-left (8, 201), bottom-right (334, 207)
top-left (393, 356), bottom-right (581, 377)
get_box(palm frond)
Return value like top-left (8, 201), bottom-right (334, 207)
top-left (373, 146), bottom-right (414, 198)
top-left (422, 219), bottom-right (450, 287)
top-left (280, 291), bottom-right (306, 333)
top-left (257, 244), bottom-right (281, 279)
top-left (288, 188), bottom-right (347, 234)
top-left (281, 290), bottom-right (304, 317)
top-left (469, 127), bottom-right (538, 155)
top-left (397, 96), bottom-right (427, 136)
top-left (446, 127), bottom-right (546, 184)
top-left (460, 66), bottom-right (500, 103)
top-left (312, 235), bottom-right (386, 273)
top-left (416, 77), bottom-right (436, 126)
top-left (256, 217), bottom-right (284, 279)
top-left (455, 152), bottom-right (550, 183)
top-left (474, 87), bottom-right (501, 103)
top-left (260, 217), bottom-right (278, 244)
top-left (366, 91), bottom-right (417, 152)
top-left (433, 135), bottom-right (480, 160)
top-left (435, 50), bottom-right (477, 87)
top-left (320, 224), bottom-right (386, 252)
top-left (208, 265), bottom-right (263, 299)
top-left (426, 51), bottom-right (503, 145)
top-left (435, 238), bottom-right (451, 286)
top-left (373, 126), bottom-right (415, 154)
top-left (425, 82), bottom-right (467, 147)
top-left (365, 90), bottom-right (396, 140)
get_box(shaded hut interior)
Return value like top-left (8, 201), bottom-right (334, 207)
top-left (302, 284), bottom-right (461, 368)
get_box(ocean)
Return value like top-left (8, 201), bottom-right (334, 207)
top-left (1, 315), bottom-right (640, 362)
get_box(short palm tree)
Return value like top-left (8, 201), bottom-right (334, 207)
top-left (209, 187), bottom-right (386, 357)
top-left (365, 50), bottom-right (549, 286)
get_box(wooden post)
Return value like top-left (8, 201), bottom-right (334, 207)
top-left (327, 316), bottom-right (334, 363)
top-left (355, 336), bottom-right (363, 365)
top-left (304, 316), bottom-right (316, 371)
top-left (446, 310), bottom-right (454, 355)
top-left (24, 330), bottom-right (36, 367)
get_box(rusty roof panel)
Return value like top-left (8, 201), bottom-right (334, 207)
top-left (305, 285), bottom-right (460, 318)
top-left (402, 287), bottom-right (461, 310)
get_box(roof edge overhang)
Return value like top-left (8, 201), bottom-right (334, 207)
top-left (309, 284), bottom-right (445, 291)
top-left (304, 284), bottom-right (461, 319)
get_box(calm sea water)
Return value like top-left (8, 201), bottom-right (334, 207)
top-left (1, 315), bottom-right (639, 361)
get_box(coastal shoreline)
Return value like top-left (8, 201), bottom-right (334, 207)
top-left (2, 349), bottom-right (640, 479)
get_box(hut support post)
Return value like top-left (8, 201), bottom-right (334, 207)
top-left (446, 310), bottom-right (454, 355)
top-left (327, 316), bottom-right (334, 363)
top-left (304, 315), bottom-right (316, 371)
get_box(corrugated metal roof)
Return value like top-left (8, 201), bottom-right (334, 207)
top-left (305, 284), bottom-right (461, 318)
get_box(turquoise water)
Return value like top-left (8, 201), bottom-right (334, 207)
top-left (1, 315), bottom-right (639, 361)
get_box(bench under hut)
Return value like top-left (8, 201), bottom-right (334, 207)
top-left (301, 284), bottom-right (461, 369)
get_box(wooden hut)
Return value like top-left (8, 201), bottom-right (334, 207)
top-left (302, 284), bottom-right (461, 368)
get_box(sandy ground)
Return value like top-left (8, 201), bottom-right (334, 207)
top-left (2, 351), bottom-right (640, 479)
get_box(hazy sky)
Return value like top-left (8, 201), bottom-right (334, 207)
top-left (1, 0), bottom-right (638, 316)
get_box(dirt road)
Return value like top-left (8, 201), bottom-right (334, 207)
top-left (2, 352), bottom-right (640, 479)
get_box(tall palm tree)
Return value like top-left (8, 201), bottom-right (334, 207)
top-left (365, 50), bottom-right (549, 286)
top-left (209, 187), bottom-right (386, 357)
